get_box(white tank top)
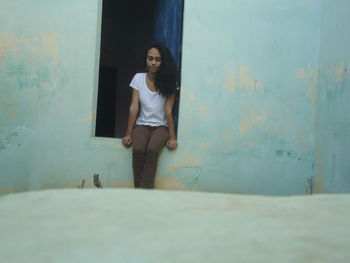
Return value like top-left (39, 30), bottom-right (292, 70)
top-left (129, 73), bottom-right (167, 127)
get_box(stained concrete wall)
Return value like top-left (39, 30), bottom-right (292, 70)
top-left (0, 0), bottom-right (131, 192)
top-left (177, 0), bottom-right (321, 194)
top-left (0, 0), bottom-right (349, 195)
top-left (314, 0), bottom-right (350, 193)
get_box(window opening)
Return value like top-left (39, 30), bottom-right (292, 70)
top-left (95, 0), bottom-right (184, 138)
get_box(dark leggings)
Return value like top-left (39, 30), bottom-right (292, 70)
top-left (132, 125), bottom-right (169, 188)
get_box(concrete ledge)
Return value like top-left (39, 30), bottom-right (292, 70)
top-left (1, 189), bottom-right (349, 263)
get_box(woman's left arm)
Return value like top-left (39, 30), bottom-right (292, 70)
top-left (165, 93), bottom-right (178, 150)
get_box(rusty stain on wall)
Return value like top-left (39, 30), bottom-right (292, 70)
top-left (313, 145), bottom-right (324, 193)
top-left (187, 92), bottom-right (195, 102)
top-left (79, 113), bottom-right (96, 124)
top-left (239, 65), bottom-right (262, 90)
top-left (296, 65), bottom-right (318, 114)
top-left (0, 187), bottom-right (14, 195)
top-left (308, 79), bottom-right (317, 114)
top-left (155, 175), bottom-right (187, 190)
top-left (239, 107), bottom-right (269, 134)
top-left (296, 65), bottom-right (316, 79)
top-left (0, 47), bottom-right (5, 62)
top-left (0, 32), bottom-right (60, 63)
top-left (2, 101), bottom-right (17, 120)
top-left (220, 132), bottom-right (235, 144)
top-left (165, 152), bottom-right (202, 175)
top-left (111, 181), bottom-right (134, 188)
top-left (41, 33), bottom-right (60, 64)
top-left (0, 33), bottom-right (21, 52)
top-left (199, 103), bottom-right (213, 117)
top-left (224, 70), bottom-right (236, 94)
top-left (333, 63), bottom-right (346, 83)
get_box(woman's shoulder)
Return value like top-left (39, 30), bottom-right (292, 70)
top-left (130, 72), bottom-right (146, 89)
top-left (133, 72), bottom-right (147, 80)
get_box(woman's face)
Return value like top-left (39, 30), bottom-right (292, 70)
top-left (146, 48), bottom-right (161, 73)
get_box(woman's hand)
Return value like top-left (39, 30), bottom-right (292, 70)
top-left (122, 135), bottom-right (132, 148)
top-left (167, 138), bottom-right (178, 150)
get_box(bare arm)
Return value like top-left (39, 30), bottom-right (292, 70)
top-left (165, 93), bottom-right (178, 150)
top-left (122, 89), bottom-right (139, 147)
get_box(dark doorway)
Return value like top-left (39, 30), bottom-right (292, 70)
top-left (95, 0), bottom-right (184, 138)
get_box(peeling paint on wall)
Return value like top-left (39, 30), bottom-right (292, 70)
top-left (187, 92), bottom-right (196, 102)
top-left (79, 113), bottom-right (96, 124)
top-left (296, 65), bottom-right (318, 114)
top-left (222, 66), bottom-right (262, 93)
top-left (155, 175), bottom-right (187, 190)
top-left (314, 169), bottom-right (324, 193)
top-left (296, 65), bottom-right (316, 80)
top-left (224, 70), bottom-right (236, 94)
top-left (0, 126), bottom-right (32, 151)
top-left (239, 65), bottom-right (262, 90)
top-left (220, 132), bottom-right (235, 144)
top-left (40, 33), bottom-right (60, 64)
top-left (0, 187), bottom-right (14, 195)
top-left (111, 181), bottom-right (134, 189)
top-left (308, 79), bottom-right (317, 113)
top-left (239, 108), bottom-right (269, 134)
top-left (0, 47), bottom-right (5, 62)
top-left (165, 152), bottom-right (202, 175)
top-left (2, 101), bottom-right (17, 120)
top-left (0, 33), bottom-right (60, 64)
top-left (313, 0), bottom-right (350, 193)
top-left (331, 63), bottom-right (346, 83)
top-left (199, 103), bottom-right (213, 117)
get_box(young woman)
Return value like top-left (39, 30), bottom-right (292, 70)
top-left (122, 42), bottom-right (179, 189)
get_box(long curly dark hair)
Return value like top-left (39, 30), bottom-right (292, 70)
top-left (144, 42), bottom-right (179, 97)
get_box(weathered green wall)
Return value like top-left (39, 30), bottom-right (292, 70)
top-left (314, 0), bottom-right (350, 193)
top-left (0, 0), bottom-right (349, 195)
top-left (0, 0), bottom-right (134, 192)
top-left (177, 0), bottom-right (321, 194)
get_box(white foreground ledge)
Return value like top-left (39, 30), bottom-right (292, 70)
top-left (0, 189), bottom-right (349, 263)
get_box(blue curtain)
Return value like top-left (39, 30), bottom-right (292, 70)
top-left (154, 0), bottom-right (184, 68)
top-left (154, 0), bottom-right (184, 132)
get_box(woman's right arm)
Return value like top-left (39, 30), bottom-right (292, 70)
top-left (122, 89), bottom-right (139, 147)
